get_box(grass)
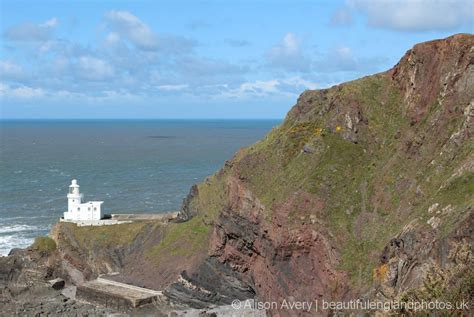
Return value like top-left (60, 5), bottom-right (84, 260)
top-left (214, 74), bottom-right (428, 287)
top-left (144, 175), bottom-right (226, 264)
top-left (31, 236), bottom-right (57, 253)
top-left (145, 215), bottom-right (211, 261)
top-left (58, 221), bottom-right (153, 249)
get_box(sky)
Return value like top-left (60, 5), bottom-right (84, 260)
top-left (0, 0), bottom-right (472, 119)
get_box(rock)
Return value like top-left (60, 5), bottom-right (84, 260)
top-left (428, 202), bottom-right (439, 213)
top-left (199, 312), bottom-right (217, 317)
top-left (7, 248), bottom-right (23, 256)
top-left (345, 113), bottom-right (353, 130)
top-left (48, 278), bottom-right (65, 290)
top-left (427, 216), bottom-right (441, 229)
top-left (303, 144), bottom-right (315, 153)
top-left (165, 257), bottom-right (255, 308)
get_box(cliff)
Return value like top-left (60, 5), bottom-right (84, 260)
top-left (1, 34), bottom-right (472, 316)
top-left (170, 33), bottom-right (474, 314)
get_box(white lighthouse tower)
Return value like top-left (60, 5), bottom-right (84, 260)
top-left (67, 179), bottom-right (83, 213)
top-left (63, 179), bottom-right (104, 221)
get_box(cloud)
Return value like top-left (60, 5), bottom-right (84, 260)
top-left (330, 8), bottom-right (353, 26)
top-left (105, 32), bottom-right (120, 45)
top-left (77, 56), bottom-right (115, 81)
top-left (0, 10), bottom-right (387, 109)
top-left (266, 33), bottom-right (311, 72)
top-left (313, 45), bottom-right (386, 72)
top-left (0, 83), bottom-right (44, 99)
top-left (240, 80), bottom-right (280, 94)
top-left (350, 0), bottom-right (473, 31)
top-left (3, 17), bottom-right (58, 42)
top-left (40, 18), bottom-right (59, 28)
top-left (103, 10), bottom-right (196, 54)
top-left (216, 76), bottom-right (319, 99)
top-left (265, 34), bottom-right (383, 74)
top-left (0, 83), bottom-right (143, 104)
top-left (217, 79), bottom-right (281, 99)
top-left (104, 10), bottom-right (158, 50)
top-left (0, 61), bottom-right (28, 81)
top-left (157, 84), bottom-right (189, 91)
top-left (157, 35), bottom-right (197, 55)
top-left (281, 76), bottom-right (318, 90)
top-left (176, 57), bottom-right (248, 77)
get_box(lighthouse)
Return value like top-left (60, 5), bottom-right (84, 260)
top-left (67, 179), bottom-right (83, 213)
top-left (63, 179), bottom-right (104, 221)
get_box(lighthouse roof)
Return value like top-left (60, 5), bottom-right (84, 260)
top-left (70, 179), bottom-right (80, 187)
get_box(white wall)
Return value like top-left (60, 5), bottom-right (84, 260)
top-left (64, 201), bottom-right (103, 221)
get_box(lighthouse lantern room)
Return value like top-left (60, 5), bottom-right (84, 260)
top-left (63, 179), bottom-right (103, 221)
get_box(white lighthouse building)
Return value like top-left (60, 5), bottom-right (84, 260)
top-left (63, 179), bottom-right (104, 221)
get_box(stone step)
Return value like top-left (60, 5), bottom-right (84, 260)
top-left (77, 278), bottom-right (163, 309)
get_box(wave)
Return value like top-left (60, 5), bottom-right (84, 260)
top-left (0, 224), bottom-right (40, 234)
top-left (0, 235), bottom-right (33, 256)
top-left (0, 215), bottom-right (53, 221)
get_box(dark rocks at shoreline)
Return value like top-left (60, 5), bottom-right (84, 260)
top-left (0, 249), bottom-right (113, 316)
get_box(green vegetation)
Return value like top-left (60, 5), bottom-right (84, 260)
top-left (438, 172), bottom-right (474, 204)
top-left (145, 215), bottom-right (211, 261)
top-left (144, 175), bottom-right (226, 263)
top-left (183, 71), bottom-right (471, 289)
top-left (31, 236), bottom-right (57, 253)
top-left (222, 75), bottom-right (410, 285)
top-left (59, 221), bottom-right (153, 248)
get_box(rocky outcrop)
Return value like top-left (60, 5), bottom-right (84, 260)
top-left (174, 34), bottom-right (474, 315)
top-left (179, 184), bottom-right (200, 220)
top-left (0, 246), bottom-right (112, 316)
top-left (390, 34), bottom-right (474, 123)
top-left (210, 178), bottom-right (347, 305)
top-left (164, 257), bottom-right (256, 308)
top-left (371, 207), bottom-right (473, 314)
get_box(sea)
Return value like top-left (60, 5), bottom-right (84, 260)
top-left (0, 119), bottom-right (280, 256)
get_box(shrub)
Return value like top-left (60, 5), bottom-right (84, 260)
top-left (31, 236), bottom-right (57, 254)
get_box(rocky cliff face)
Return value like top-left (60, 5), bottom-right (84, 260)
top-left (5, 34), bottom-right (471, 316)
top-left (170, 34), bottom-right (473, 315)
top-left (0, 241), bottom-right (114, 315)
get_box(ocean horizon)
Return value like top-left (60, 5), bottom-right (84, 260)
top-left (0, 119), bottom-right (281, 255)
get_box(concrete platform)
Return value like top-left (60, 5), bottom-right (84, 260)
top-left (60, 218), bottom-right (132, 226)
top-left (77, 277), bottom-right (163, 309)
top-left (60, 211), bottom-right (178, 227)
top-left (110, 212), bottom-right (179, 222)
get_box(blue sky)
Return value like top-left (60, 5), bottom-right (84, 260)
top-left (0, 0), bottom-right (472, 119)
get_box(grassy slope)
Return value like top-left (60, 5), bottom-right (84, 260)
top-left (144, 174), bottom-right (228, 262)
top-left (188, 72), bottom-right (473, 287)
top-left (57, 221), bottom-right (154, 249)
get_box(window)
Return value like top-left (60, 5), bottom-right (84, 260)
top-left (88, 207), bottom-right (91, 211)
top-left (94, 207), bottom-right (97, 211)
top-left (77, 207), bottom-right (80, 211)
